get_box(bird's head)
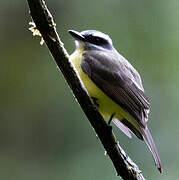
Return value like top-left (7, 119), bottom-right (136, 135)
top-left (68, 29), bottom-right (113, 51)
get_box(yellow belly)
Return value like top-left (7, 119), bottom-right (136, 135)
top-left (69, 50), bottom-right (138, 128)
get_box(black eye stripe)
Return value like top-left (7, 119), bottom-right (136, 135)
top-left (80, 30), bottom-right (113, 50)
top-left (85, 35), bottom-right (108, 45)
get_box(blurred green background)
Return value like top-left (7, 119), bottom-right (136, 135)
top-left (0, 0), bottom-right (179, 179)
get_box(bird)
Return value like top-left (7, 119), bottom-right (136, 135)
top-left (68, 29), bottom-right (162, 173)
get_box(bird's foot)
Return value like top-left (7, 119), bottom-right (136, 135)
top-left (108, 113), bottom-right (115, 125)
top-left (91, 97), bottom-right (99, 108)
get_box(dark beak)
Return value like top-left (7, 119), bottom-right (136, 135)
top-left (68, 30), bottom-right (85, 41)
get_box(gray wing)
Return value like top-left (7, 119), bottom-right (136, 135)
top-left (81, 51), bottom-right (150, 127)
top-left (81, 51), bottom-right (163, 172)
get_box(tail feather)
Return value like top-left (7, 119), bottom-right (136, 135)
top-left (141, 126), bottom-right (163, 173)
top-left (113, 118), bottom-right (132, 138)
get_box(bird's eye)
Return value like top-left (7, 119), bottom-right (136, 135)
top-left (93, 37), bottom-right (104, 44)
top-left (94, 37), bottom-right (100, 42)
top-left (86, 35), bottom-right (108, 45)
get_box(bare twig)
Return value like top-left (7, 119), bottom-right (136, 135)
top-left (26, 0), bottom-right (145, 179)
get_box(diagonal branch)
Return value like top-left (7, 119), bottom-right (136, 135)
top-left (26, 0), bottom-right (145, 179)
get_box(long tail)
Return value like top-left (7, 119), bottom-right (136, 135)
top-left (141, 126), bottom-right (163, 173)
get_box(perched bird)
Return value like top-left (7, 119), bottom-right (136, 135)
top-left (68, 29), bottom-right (162, 173)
